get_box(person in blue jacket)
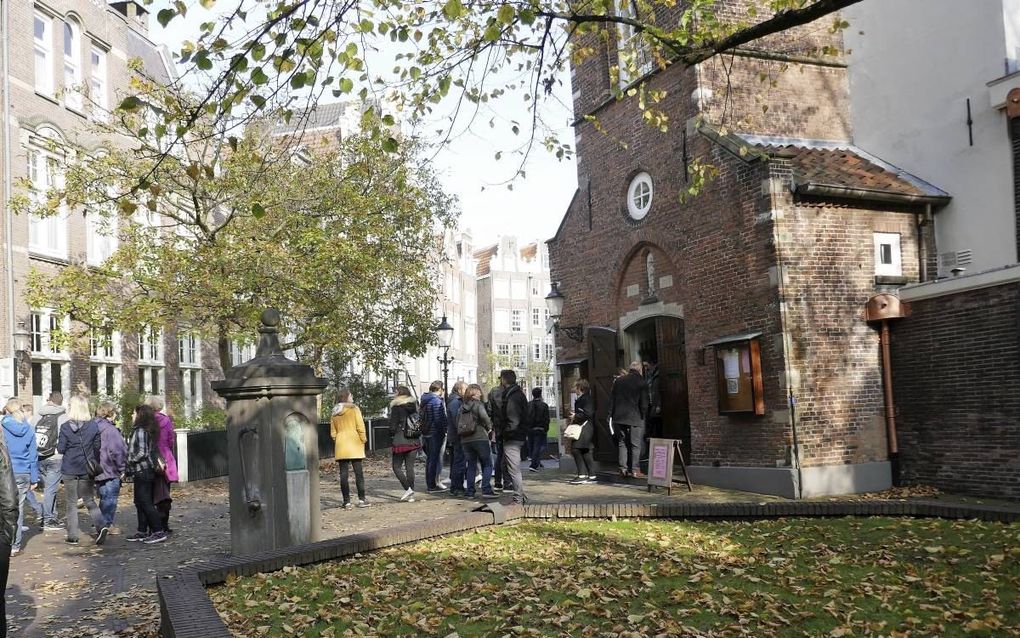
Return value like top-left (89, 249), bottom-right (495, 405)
top-left (2, 398), bottom-right (40, 556)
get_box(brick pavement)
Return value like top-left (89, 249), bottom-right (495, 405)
top-left (8, 456), bottom-right (1020, 637)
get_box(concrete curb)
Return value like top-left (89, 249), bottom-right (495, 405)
top-left (157, 499), bottom-right (1019, 638)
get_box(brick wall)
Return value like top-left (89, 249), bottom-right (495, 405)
top-left (891, 281), bottom-right (1020, 500)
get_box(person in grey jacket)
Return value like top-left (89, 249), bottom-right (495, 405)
top-left (458, 384), bottom-right (497, 499)
top-left (0, 429), bottom-right (20, 637)
top-left (609, 361), bottom-right (650, 477)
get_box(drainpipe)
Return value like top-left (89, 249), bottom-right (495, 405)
top-left (2, 0), bottom-right (16, 390)
top-left (916, 204), bottom-right (931, 282)
top-left (878, 319), bottom-right (899, 485)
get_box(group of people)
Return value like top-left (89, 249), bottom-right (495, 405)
top-left (0, 392), bottom-right (180, 553)
top-left (328, 369), bottom-right (551, 506)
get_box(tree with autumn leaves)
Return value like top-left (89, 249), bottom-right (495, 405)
top-left (15, 74), bottom-right (457, 372)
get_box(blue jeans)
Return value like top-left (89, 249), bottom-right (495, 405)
top-left (424, 429), bottom-right (446, 489)
top-left (34, 456), bottom-right (61, 524)
top-left (96, 478), bottom-right (121, 528)
top-left (447, 427), bottom-right (466, 492)
top-left (462, 440), bottom-right (493, 496)
top-left (14, 474), bottom-right (40, 549)
top-left (527, 430), bottom-right (547, 469)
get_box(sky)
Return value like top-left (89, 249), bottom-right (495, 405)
top-left (146, 2), bottom-right (579, 248)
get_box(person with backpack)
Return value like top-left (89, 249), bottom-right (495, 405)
top-left (497, 369), bottom-right (530, 505)
top-left (330, 389), bottom-right (370, 509)
top-left (56, 395), bottom-right (106, 545)
top-left (388, 386), bottom-right (421, 503)
top-left (445, 381), bottom-right (467, 497)
top-left (2, 399), bottom-right (39, 556)
top-left (31, 392), bottom-right (68, 532)
top-left (125, 404), bottom-right (167, 544)
top-left (419, 381), bottom-right (448, 493)
top-left (526, 388), bottom-right (551, 472)
top-left (457, 384), bottom-right (498, 499)
top-left (93, 402), bottom-right (127, 531)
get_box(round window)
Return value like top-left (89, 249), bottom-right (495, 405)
top-left (626, 172), bottom-right (653, 220)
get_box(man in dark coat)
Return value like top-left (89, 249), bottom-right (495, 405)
top-left (420, 381), bottom-right (448, 492)
top-left (486, 384), bottom-right (505, 491)
top-left (497, 370), bottom-right (529, 504)
top-left (0, 426), bottom-right (19, 636)
top-left (445, 381), bottom-right (467, 496)
top-left (609, 361), bottom-right (649, 477)
top-left (526, 388), bottom-right (551, 471)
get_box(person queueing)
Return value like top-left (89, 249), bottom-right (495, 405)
top-left (388, 387), bottom-right (421, 503)
top-left (0, 428), bottom-right (20, 637)
top-left (56, 396), bottom-right (106, 545)
top-left (125, 405), bottom-right (167, 544)
top-left (486, 384), bottom-right (505, 493)
top-left (445, 381), bottom-right (467, 497)
top-left (420, 381), bottom-right (448, 493)
top-left (1, 399), bottom-right (39, 556)
top-left (330, 389), bottom-right (370, 509)
top-left (609, 361), bottom-right (650, 478)
top-left (526, 387), bottom-right (551, 472)
top-left (498, 370), bottom-right (530, 505)
top-left (459, 384), bottom-right (498, 499)
top-left (146, 397), bottom-right (179, 535)
top-left (31, 392), bottom-right (68, 532)
top-left (569, 380), bottom-right (598, 484)
top-left (93, 402), bottom-right (127, 532)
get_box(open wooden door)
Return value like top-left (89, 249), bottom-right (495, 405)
top-left (588, 327), bottom-right (620, 463)
top-left (655, 317), bottom-right (691, 462)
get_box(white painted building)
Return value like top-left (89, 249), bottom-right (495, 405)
top-left (845, 0), bottom-right (1020, 276)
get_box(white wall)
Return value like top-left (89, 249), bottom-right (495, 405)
top-left (846, 0), bottom-right (1018, 274)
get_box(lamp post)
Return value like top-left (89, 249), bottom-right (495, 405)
top-left (11, 322), bottom-right (31, 392)
top-left (544, 282), bottom-right (584, 342)
top-left (434, 315), bottom-right (454, 397)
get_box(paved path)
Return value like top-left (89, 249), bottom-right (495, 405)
top-left (6, 455), bottom-right (1016, 637)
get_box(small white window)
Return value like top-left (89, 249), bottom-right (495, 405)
top-left (34, 13), bottom-right (53, 95)
top-left (494, 309), bottom-right (510, 333)
top-left (138, 326), bottom-right (163, 363)
top-left (512, 344), bottom-right (527, 368)
top-left (511, 309), bottom-right (523, 332)
top-left (90, 329), bottom-right (118, 360)
top-left (616, 0), bottom-right (654, 87)
top-left (626, 172), bottom-right (653, 220)
top-left (62, 20), bottom-right (82, 111)
top-left (532, 308), bottom-right (541, 327)
top-left (86, 213), bottom-right (117, 266)
top-left (873, 232), bottom-right (902, 277)
top-left (178, 333), bottom-right (201, 367)
top-left (89, 46), bottom-right (108, 119)
top-left (27, 149), bottom-right (68, 258)
top-left (496, 343), bottom-right (510, 358)
top-left (533, 339), bottom-right (542, 361)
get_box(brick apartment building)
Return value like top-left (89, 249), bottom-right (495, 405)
top-left (0, 1), bottom-right (222, 417)
top-left (548, 2), bottom-right (953, 497)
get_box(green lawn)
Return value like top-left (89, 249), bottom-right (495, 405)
top-left (211, 518), bottom-right (1020, 637)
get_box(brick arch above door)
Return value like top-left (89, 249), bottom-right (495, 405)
top-left (611, 241), bottom-right (683, 321)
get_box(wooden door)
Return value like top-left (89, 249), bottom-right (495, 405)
top-left (588, 327), bottom-right (620, 463)
top-left (655, 316), bottom-right (691, 461)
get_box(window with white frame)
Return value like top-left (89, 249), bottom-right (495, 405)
top-left (228, 341), bottom-right (254, 367)
top-left (496, 343), bottom-right (510, 359)
top-left (616, 0), bottom-right (654, 87)
top-left (627, 172), bottom-right (653, 220)
top-left (532, 307), bottom-right (541, 327)
top-left (464, 290), bottom-right (475, 317)
top-left (90, 329), bottom-right (118, 360)
top-left (89, 45), bottom-right (108, 119)
top-left (179, 368), bottom-right (202, 417)
top-left (511, 279), bottom-right (526, 300)
top-left (62, 20), bottom-right (82, 110)
top-left (138, 365), bottom-right (164, 396)
top-left (31, 361), bottom-right (68, 411)
top-left (464, 323), bottom-right (476, 357)
top-left (90, 363), bottom-right (118, 397)
top-left (544, 338), bottom-right (554, 362)
top-left (873, 232), bottom-right (902, 277)
top-left (512, 344), bottom-right (527, 368)
top-left (494, 309), bottom-right (509, 333)
top-left (30, 311), bottom-right (65, 355)
top-left (138, 326), bottom-right (163, 363)
top-left (33, 12), bottom-right (53, 95)
top-left (86, 212), bottom-right (117, 266)
top-left (511, 309), bottom-right (523, 332)
top-left (27, 147), bottom-right (67, 258)
top-left (29, 309), bottom-right (68, 411)
top-left (531, 281), bottom-right (539, 296)
top-left (178, 332), bottom-right (200, 367)
top-left (533, 339), bottom-right (542, 362)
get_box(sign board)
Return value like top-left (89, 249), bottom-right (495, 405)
top-left (647, 438), bottom-right (677, 488)
top-left (0, 358), bottom-right (14, 401)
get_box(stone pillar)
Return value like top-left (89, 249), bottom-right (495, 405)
top-left (211, 309), bottom-right (326, 556)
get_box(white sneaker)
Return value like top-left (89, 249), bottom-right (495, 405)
top-left (406, 496), bottom-right (416, 503)
top-left (356, 500), bottom-right (371, 508)
top-left (438, 480), bottom-right (450, 489)
top-left (399, 488), bottom-right (414, 502)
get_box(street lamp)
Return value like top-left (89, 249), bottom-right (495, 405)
top-left (434, 315), bottom-right (454, 397)
top-left (544, 282), bottom-right (584, 342)
top-left (11, 322), bottom-right (32, 394)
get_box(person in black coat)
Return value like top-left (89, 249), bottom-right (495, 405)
top-left (526, 388), bottom-right (551, 472)
top-left (609, 362), bottom-right (649, 477)
top-left (569, 380), bottom-right (597, 484)
top-left (0, 422), bottom-right (19, 637)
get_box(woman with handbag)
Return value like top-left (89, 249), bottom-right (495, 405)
top-left (125, 404), bottom-right (167, 544)
top-left (56, 395), bottom-right (105, 545)
top-left (568, 380), bottom-right (598, 484)
top-left (387, 387), bottom-right (421, 503)
top-left (330, 389), bottom-right (370, 509)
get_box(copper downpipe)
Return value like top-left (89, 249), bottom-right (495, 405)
top-left (879, 320), bottom-right (899, 484)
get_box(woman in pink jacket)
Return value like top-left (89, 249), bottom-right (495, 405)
top-left (144, 396), bottom-right (178, 535)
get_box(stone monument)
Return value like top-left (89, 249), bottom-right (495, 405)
top-left (211, 309), bottom-right (327, 556)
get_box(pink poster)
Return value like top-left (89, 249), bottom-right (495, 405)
top-left (651, 444), bottom-right (669, 479)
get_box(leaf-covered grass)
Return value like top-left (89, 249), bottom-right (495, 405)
top-left (211, 518), bottom-right (1020, 637)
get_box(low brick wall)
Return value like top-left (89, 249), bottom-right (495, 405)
top-left (158, 500), bottom-right (1019, 638)
top-left (892, 279), bottom-right (1020, 500)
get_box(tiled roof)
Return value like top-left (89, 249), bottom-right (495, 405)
top-left (733, 134), bottom-right (950, 202)
top-left (126, 30), bottom-right (174, 83)
top-left (473, 244), bottom-right (498, 278)
top-left (273, 102), bottom-right (347, 135)
top-left (519, 243), bottom-right (538, 261)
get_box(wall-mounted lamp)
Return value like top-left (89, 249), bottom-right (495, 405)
top-left (544, 282), bottom-right (584, 343)
top-left (12, 322), bottom-right (31, 354)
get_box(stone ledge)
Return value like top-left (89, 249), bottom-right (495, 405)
top-left (158, 499), bottom-right (1019, 637)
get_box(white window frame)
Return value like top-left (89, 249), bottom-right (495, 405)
top-left (627, 172), bottom-right (653, 220)
top-left (90, 363), bottom-right (120, 397)
top-left (512, 344), bottom-right (527, 369)
top-left (30, 310), bottom-right (69, 358)
top-left (178, 332), bottom-right (201, 367)
top-left (616, 0), bottom-right (654, 87)
top-left (544, 338), bottom-right (554, 362)
top-left (532, 307), bottom-right (541, 327)
top-left (496, 343), bottom-right (510, 359)
top-left (138, 365), bottom-right (164, 396)
top-left (86, 211), bottom-right (117, 266)
top-left (27, 145), bottom-right (68, 258)
top-left (33, 12), bottom-right (54, 96)
top-left (89, 45), bottom-right (108, 120)
top-left (533, 339), bottom-right (542, 362)
top-left (138, 326), bottom-right (163, 364)
top-left (90, 328), bottom-right (120, 362)
top-left (873, 232), bottom-right (902, 277)
top-left (180, 368), bottom-right (202, 418)
top-left (62, 19), bottom-right (83, 111)
top-left (30, 360), bottom-right (69, 412)
top-left (511, 309), bottom-right (523, 333)
top-left (228, 341), bottom-right (254, 367)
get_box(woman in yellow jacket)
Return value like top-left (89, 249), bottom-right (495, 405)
top-left (330, 389), bottom-right (369, 509)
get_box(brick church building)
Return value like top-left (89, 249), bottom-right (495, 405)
top-left (547, 5), bottom-right (951, 497)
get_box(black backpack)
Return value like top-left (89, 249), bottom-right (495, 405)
top-left (456, 406), bottom-right (477, 436)
top-left (35, 413), bottom-right (59, 459)
top-left (403, 407), bottom-right (422, 439)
